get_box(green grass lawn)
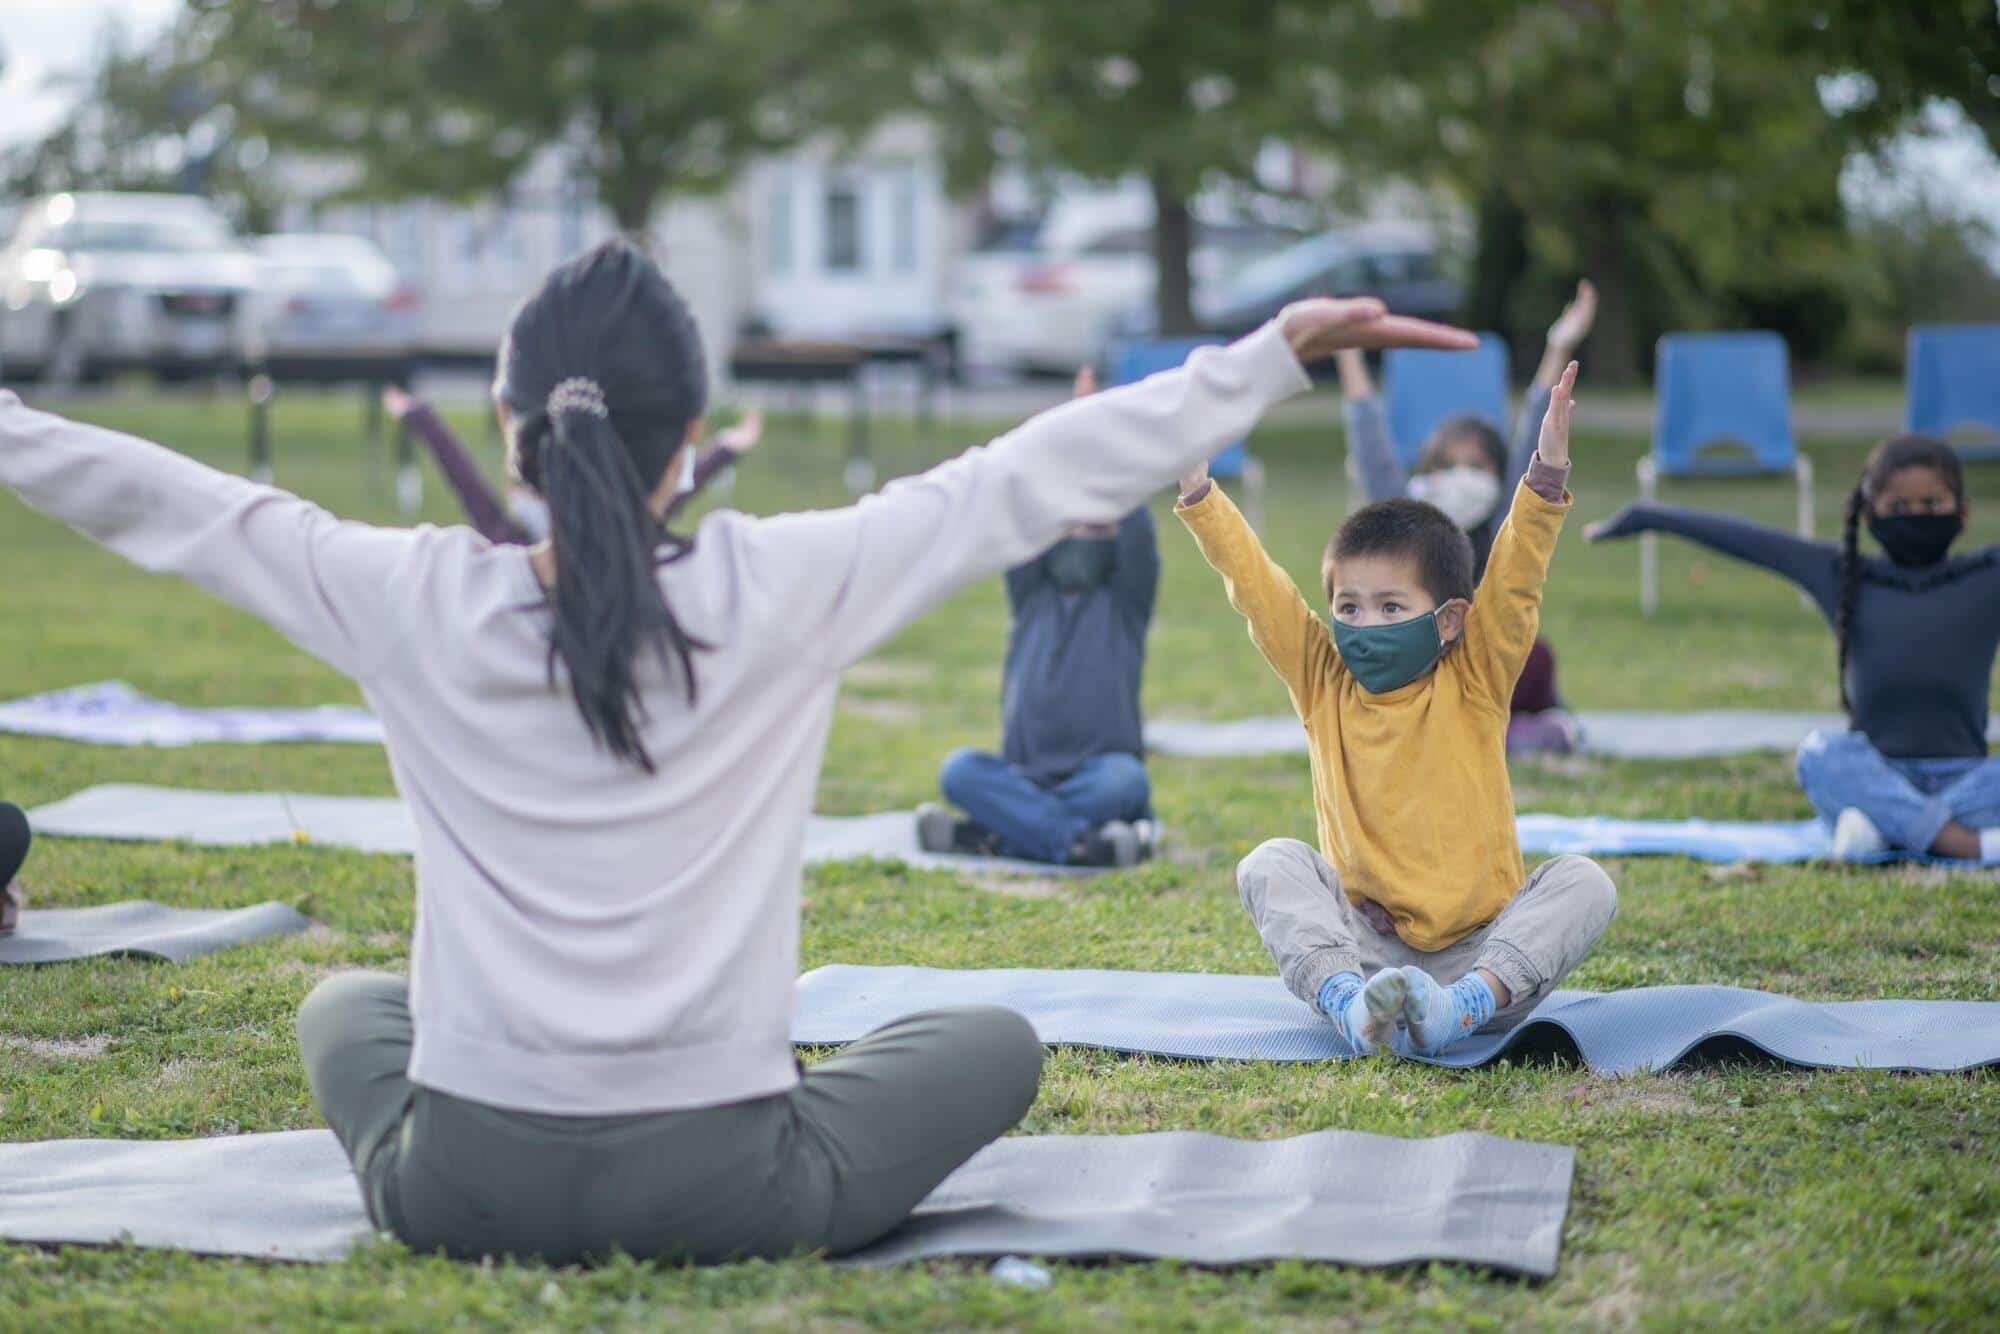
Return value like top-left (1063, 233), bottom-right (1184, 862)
top-left (2, 384), bottom-right (1998, 1330)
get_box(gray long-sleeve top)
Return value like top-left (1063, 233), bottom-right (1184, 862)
top-left (1345, 385), bottom-right (1550, 577)
top-left (1595, 503), bottom-right (2000, 760)
top-left (999, 505), bottom-right (1158, 782)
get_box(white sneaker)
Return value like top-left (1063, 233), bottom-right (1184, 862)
top-left (1831, 807), bottom-right (1888, 862)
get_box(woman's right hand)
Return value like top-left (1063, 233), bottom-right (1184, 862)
top-left (1277, 297), bottom-right (1479, 362)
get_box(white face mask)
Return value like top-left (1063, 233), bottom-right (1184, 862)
top-left (1409, 465), bottom-right (1502, 530)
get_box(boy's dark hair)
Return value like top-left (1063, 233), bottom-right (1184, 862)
top-left (1322, 498), bottom-right (1476, 605)
top-left (496, 238), bottom-right (711, 773)
top-left (1414, 414), bottom-right (1507, 479)
top-left (1835, 433), bottom-right (1965, 715)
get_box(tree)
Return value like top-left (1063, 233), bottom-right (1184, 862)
top-left (1, 16), bottom-right (280, 229)
top-left (184, 0), bottom-right (894, 239)
top-left (890, 1), bottom-right (1345, 334)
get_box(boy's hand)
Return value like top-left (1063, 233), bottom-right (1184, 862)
top-left (1535, 360), bottom-right (1578, 469)
top-left (713, 409), bottom-right (764, 454)
top-left (1277, 297), bottom-right (1478, 363)
top-left (1546, 280), bottom-right (1597, 354)
top-left (1072, 364), bottom-right (1097, 398)
top-left (1178, 459), bottom-right (1210, 505)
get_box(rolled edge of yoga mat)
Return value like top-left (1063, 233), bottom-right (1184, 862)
top-left (0, 900), bottom-right (313, 966)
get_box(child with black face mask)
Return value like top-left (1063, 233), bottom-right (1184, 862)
top-left (919, 369), bottom-right (1160, 868)
top-left (1590, 435), bottom-right (2000, 864)
top-left (1177, 363), bottom-right (1619, 1058)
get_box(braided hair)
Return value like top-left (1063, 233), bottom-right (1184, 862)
top-left (1834, 434), bottom-right (1965, 716)
top-left (495, 239), bottom-right (711, 772)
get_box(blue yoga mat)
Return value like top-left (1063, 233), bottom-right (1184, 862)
top-left (1515, 814), bottom-right (1987, 865)
top-left (793, 966), bottom-right (2000, 1075)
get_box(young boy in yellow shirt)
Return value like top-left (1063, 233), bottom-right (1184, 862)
top-left (1176, 362), bottom-right (1616, 1056)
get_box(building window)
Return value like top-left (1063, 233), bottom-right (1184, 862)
top-left (824, 176), bottom-right (863, 273)
top-left (887, 164), bottom-right (918, 273)
top-left (765, 172), bottom-right (793, 275)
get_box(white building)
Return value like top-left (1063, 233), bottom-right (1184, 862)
top-left (281, 118), bottom-right (968, 382)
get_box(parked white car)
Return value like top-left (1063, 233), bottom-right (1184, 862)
top-left (251, 233), bottom-right (421, 383)
top-left (951, 207), bottom-right (1298, 376)
top-left (0, 192), bottom-right (262, 383)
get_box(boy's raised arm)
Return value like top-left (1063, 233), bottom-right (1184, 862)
top-left (1176, 477), bottom-right (1337, 714)
top-left (1460, 362), bottom-right (1576, 704)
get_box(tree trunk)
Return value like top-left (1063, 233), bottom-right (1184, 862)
top-left (1150, 167), bottom-right (1195, 335)
top-left (1580, 206), bottom-right (1646, 385)
top-left (1467, 187), bottom-right (1528, 369)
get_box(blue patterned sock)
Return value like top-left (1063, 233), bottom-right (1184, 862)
top-left (1315, 971), bottom-right (1371, 1054)
top-left (1400, 967), bottom-right (1497, 1055)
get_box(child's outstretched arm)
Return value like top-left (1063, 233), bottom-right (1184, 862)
top-left (1503, 280), bottom-right (1596, 491)
top-left (1586, 502), bottom-right (1840, 615)
top-left (388, 388), bottom-right (530, 545)
top-left (1459, 362), bottom-right (1578, 704)
top-left (1334, 348), bottom-right (1408, 503)
top-left (1177, 462), bottom-right (1337, 715)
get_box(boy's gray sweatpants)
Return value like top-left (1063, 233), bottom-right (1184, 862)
top-left (1236, 839), bottom-right (1617, 1031)
top-left (297, 971), bottom-right (1043, 1266)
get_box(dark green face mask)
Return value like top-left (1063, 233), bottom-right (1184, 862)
top-left (1332, 610), bottom-right (1445, 694)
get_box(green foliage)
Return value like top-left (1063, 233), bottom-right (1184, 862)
top-left (184, 0), bottom-right (892, 233)
top-left (0, 18), bottom-right (281, 230)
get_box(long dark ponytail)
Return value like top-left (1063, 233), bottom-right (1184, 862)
top-left (497, 239), bottom-right (710, 772)
top-left (1834, 434), bottom-right (1965, 716)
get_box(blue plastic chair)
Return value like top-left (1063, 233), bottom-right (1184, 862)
top-left (1383, 333), bottom-right (1511, 466)
top-left (1106, 337), bottom-right (1265, 521)
top-left (1906, 323), bottom-right (2000, 463)
top-left (1639, 331), bottom-right (1814, 614)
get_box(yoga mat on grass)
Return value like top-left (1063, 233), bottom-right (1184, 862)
top-left (0, 1126), bottom-right (1574, 1276)
top-left (28, 785), bottom-right (1101, 877)
top-left (1145, 711), bottom-right (2000, 760)
top-left (0, 681), bottom-right (382, 748)
top-left (794, 966), bottom-right (2000, 1076)
top-left (0, 901), bottom-right (310, 965)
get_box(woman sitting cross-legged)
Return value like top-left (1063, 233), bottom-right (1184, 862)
top-left (0, 237), bottom-right (1476, 1264)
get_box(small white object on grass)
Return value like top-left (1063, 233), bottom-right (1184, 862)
top-left (989, 1255), bottom-right (1052, 1289)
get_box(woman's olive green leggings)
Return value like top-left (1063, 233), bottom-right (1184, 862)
top-left (296, 971), bottom-right (1044, 1266)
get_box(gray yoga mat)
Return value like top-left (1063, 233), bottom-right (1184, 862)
top-left (794, 966), bottom-right (2000, 1076)
top-left (0, 901), bottom-right (311, 965)
top-left (1145, 712), bottom-right (2000, 760)
top-left (0, 1126), bottom-right (1573, 1276)
top-left (27, 785), bottom-right (1097, 877)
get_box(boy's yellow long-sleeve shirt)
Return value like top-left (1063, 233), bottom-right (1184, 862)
top-left (1178, 477), bottom-right (1569, 950)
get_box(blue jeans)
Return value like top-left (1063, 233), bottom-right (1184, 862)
top-left (1795, 729), bottom-right (2000, 853)
top-left (938, 749), bottom-right (1151, 865)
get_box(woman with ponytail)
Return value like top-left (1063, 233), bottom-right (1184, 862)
top-left (1589, 436), bottom-right (2000, 864)
top-left (0, 238), bottom-right (1475, 1264)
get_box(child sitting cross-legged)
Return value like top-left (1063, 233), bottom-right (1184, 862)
top-left (1176, 362), bottom-right (1616, 1056)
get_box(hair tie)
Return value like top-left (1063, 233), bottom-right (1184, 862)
top-left (546, 376), bottom-right (609, 421)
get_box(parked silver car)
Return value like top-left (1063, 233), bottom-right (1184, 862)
top-left (0, 192), bottom-right (262, 383)
top-left (250, 232), bottom-right (421, 383)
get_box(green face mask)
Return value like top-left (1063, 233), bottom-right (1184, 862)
top-left (1332, 610), bottom-right (1444, 694)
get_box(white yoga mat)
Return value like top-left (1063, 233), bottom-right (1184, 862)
top-left (27, 785), bottom-right (1099, 877)
top-left (0, 1126), bottom-right (1575, 1275)
top-left (0, 681), bottom-right (382, 748)
top-left (1145, 711), bottom-right (2000, 760)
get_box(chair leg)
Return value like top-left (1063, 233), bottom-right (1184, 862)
top-left (1638, 456), bottom-right (1658, 617)
top-left (1795, 453), bottom-right (1816, 612)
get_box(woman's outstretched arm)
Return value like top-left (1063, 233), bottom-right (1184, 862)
top-left (744, 300), bottom-right (1478, 669)
top-left (0, 389), bottom-right (428, 679)
top-left (1587, 501), bottom-right (1841, 614)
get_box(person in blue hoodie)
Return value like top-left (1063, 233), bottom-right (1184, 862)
top-left (918, 368), bottom-right (1159, 868)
